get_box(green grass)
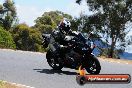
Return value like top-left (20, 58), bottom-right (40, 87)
top-left (0, 80), bottom-right (5, 88)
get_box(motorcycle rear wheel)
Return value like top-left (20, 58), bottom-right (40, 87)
top-left (46, 51), bottom-right (63, 70)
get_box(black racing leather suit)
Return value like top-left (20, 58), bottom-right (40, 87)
top-left (49, 28), bottom-right (86, 53)
top-left (49, 28), bottom-right (87, 65)
top-left (49, 28), bottom-right (72, 53)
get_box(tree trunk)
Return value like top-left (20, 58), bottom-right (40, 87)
top-left (109, 42), bottom-right (115, 58)
top-left (109, 35), bottom-right (117, 58)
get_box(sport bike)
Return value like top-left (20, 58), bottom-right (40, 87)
top-left (42, 32), bottom-right (101, 74)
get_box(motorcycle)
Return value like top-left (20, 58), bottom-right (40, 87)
top-left (42, 32), bottom-right (101, 74)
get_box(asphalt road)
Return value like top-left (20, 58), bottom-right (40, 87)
top-left (0, 49), bottom-right (132, 88)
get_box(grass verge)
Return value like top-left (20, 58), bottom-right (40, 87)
top-left (0, 81), bottom-right (26, 88)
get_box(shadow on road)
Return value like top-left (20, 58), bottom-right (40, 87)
top-left (33, 68), bottom-right (77, 75)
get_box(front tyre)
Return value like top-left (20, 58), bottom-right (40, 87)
top-left (85, 55), bottom-right (101, 74)
top-left (46, 50), bottom-right (63, 70)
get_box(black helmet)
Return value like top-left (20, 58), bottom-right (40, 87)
top-left (59, 18), bottom-right (71, 34)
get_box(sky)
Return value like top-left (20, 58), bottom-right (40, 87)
top-left (0, 0), bottom-right (92, 26)
top-left (0, 0), bottom-right (132, 53)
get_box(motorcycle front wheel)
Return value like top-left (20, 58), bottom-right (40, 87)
top-left (46, 50), bottom-right (63, 70)
top-left (84, 55), bottom-right (101, 74)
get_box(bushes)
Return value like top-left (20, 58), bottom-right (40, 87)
top-left (0, 23), bottom-right (45, 52)
top-left (12, 23), bottom-right (44, 52)
top-left (99, 48), bottom-right (120, 59)
top-left (0, 26), bottom-right (16, 49)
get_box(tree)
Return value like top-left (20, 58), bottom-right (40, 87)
top-left (0, 26), bottom-right (16, 49)
top-left (71, 13), bottom-right (102, 34)
top-left (34, 10), bottom-right (72, 34)
top-left (42, 11), bottom-right (72, 25)
top-left (76, 0), bottom-right (132, 58)
top-left (12, 23), bottom-right (43, 52)
top-left (34, 15), bottom-right (55, 33)
top-left (0, 0), bottom-right (17, 30)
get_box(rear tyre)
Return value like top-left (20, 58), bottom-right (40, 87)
top-left (46, 50), bottom-right (63, 70)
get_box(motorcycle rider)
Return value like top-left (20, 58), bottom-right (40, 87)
top-left (49, 18), bottom-right (74, 63)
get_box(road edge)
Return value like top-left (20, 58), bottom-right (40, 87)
top-left (98, 57), bottom-right (132, 65)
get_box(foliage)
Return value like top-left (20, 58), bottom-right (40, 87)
top-left (34, 10), bottom-right (73, 34)
top-left (76, 0), bottom-right (132, 58)
top-left (0, 80), bottom-right (4, 88)
top-left (12, 23), bottom-right (44, 52)
top-left (99, 48), bottom-right (121, 59)
top-left (41, 10), bottom-right (72, 25)
top-left (34, 15), bottom-right (55, 33)
top-left (71, 13), bottom-right (102, 35)
top-left (70, 18), bottom-right (81, 31)
top-left (0, 0), bottom-right (17, 30)
top-left (0, 26), bottom-right (16, 49)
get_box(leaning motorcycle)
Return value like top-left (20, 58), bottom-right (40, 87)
top-left (42, 32), bottom-right (101, 74)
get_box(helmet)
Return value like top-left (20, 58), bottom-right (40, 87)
top-left (59, 18), bottom-right (71, 34)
